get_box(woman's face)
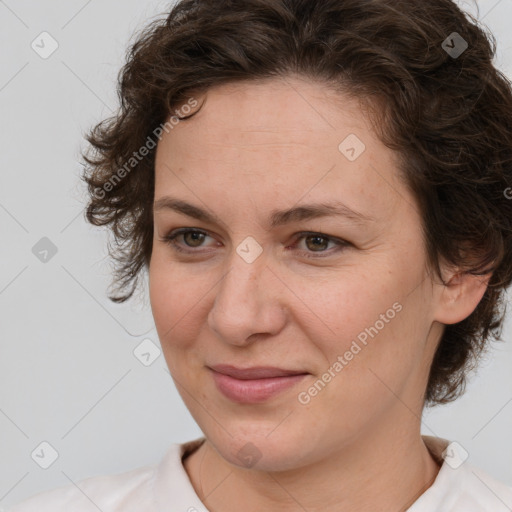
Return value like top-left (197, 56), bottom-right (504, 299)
top-left (149, 77), bottom-right (444, 470)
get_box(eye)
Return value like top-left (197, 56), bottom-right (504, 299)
top-left (160, 228), bottom-right (350, 258)
top-left (161, 228), bottom-right (217, 254)
top-left (288, 231), bottom-right (350, 259)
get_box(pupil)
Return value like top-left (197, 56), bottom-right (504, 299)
top-left (186, 232), bottom-right (204, 247)
top-left (308, 235), bottom-right (327, 251)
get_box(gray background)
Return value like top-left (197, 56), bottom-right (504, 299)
top-left (0, 0), bottom-right (511, 508)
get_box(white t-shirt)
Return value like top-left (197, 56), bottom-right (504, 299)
top-left (8, 436), bottom-right (512, 511)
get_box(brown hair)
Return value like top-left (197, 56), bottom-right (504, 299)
top-left (81, 0), bottom-right (512, 406)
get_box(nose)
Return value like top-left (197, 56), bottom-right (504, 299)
top-left (207, 254), bottom-right (288, 347)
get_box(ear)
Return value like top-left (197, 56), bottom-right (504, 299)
top-left (433, 266), bottom-right (492, 325)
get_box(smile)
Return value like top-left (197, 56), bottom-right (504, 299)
top-left (209, 369), bottom-right (309, 404)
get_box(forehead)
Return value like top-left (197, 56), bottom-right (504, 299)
top-left (154, 78), bottom-right (410, 224)
top-left (166, 78), bottom-right (369, 146)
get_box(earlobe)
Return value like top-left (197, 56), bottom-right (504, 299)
top-left (434, 269), bottom-right (492, 325)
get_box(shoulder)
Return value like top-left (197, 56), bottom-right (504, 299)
top-left (453, 462), bottom-right (512, 511)
top-left (8, 463), bottom-right (156, 512)
top-left (413, 437), bottom-right (512, 511)
top-left (8, 438), bottom-right (206, 512)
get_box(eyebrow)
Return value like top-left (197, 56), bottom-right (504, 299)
top-left (153, 196), bottom-right (375, 228)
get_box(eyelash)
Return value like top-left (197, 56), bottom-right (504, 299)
top-left (161, 228), bottom-right (349, 259)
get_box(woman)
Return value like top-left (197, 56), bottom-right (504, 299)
top-left (10, 0), bottom-right (512, 510)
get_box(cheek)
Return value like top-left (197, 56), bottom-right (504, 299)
top-left (149, 251), bottom-right (214, 360)
top-left (149, 253), bottom-right (193, 341)
top-left (287, 268), bottom-right (397, 349)
top-left (292, 267), bottom-right (424, 385)
top-left (149, 254), bottom-right (173, 327)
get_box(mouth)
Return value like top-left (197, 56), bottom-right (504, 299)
top-left (208, 365), bottom-right (309, 403)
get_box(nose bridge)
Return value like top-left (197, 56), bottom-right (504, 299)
top-left (208, 251), bottom-right (285, 345)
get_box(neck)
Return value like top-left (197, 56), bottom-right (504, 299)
top-left (184, 411), bottom-right (441, 511)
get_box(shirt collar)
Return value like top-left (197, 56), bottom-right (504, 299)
top-left (153, 435), bottom-right (509, 511)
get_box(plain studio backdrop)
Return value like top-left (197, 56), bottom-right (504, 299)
top-left (0, 0), bottom-right (511, 508)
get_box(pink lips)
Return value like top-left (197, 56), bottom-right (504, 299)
top-left (209, 365), bottom-right (308, 403)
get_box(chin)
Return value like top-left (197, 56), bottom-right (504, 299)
top-left (205, 426), bottom-right (321, 472)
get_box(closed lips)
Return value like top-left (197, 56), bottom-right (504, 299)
top-left (209, 365), bottom-right (309, 380)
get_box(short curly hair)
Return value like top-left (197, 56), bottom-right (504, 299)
top-left (81, 0), bottom-right (512, 406)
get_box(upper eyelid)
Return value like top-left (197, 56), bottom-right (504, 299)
top-left (165, 228), bottom-right (346, 247)
top-left (167, 227), bottom-right (339, 238)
